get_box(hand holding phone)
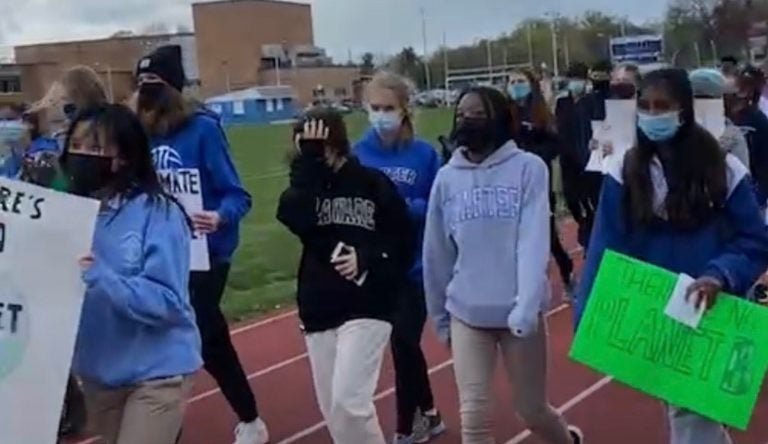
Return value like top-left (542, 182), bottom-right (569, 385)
top-left (331, 242), bottom-right (367, 286)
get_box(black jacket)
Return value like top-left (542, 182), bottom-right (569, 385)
top-left (276, 155), bottom-right (415, 333)
top-left (733, 106), bottom-right (768, 204)
top-left (555, 92), bottom-right (605, 173)
top-left (517, 100), bottom-right (560, 167)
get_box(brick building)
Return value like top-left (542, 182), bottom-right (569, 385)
top-left (14, 0), bottom-right (362, 108)
top-left (14, 33), bottom-right (197, 104)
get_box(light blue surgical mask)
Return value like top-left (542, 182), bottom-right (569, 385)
top-left (368, 110), bottom-right (403, 135)
top-left (0, 120), bottom-right (26, 156)
top-left (507, 82), bottom-right (532, 101)
top-left (568, 80), bottom-right (587, 96)
top-left (637, 111), bottom-right (682, 142)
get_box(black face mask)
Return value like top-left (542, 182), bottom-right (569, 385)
top-left (452, 117), bottom-right (493, 153)
top-left (138, 82), bottom-right (168, 111)
top-left (65, 153), bottom-right (114, 197)
top-left (610, 82), bottom-right (637, 100)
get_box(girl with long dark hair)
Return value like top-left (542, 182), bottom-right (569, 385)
top-left (575, 68), bottom-right (768, 444)
top-left (424, 86), bottom-right (582, 444)
top-left (67, 104), bottom-right (201, 444)
top-left (277, 107), bottom-right (414, 443)
top-left (508, 69), bottom-right (576, 298)
top-left (133, 45), bottom-right (262, 444)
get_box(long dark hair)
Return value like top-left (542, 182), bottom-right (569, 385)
top-left (512, 70), bottom-right (555, 132)
top-left (452, 86), bottom-right (518, 148)
top-left (623, 68), bottom-right (727, 229)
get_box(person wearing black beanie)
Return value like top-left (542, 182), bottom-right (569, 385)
top-left (134, 47), bottom-right (265, 444)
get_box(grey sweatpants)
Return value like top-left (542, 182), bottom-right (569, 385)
top-left (668, 406), bottom-right (732, 444)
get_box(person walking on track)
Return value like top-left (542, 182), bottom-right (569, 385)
top-left (133, 45), bottom-right (265, 444)
top-left (423, 86), bottom-right (583, 444)
top-left (575, 68), bottom-right (768, 444)
top-left (354, 71), bottom-right (446, 444)
top-left (507, 69), bottom-right (576, 300)
top-left (68, 104), bottom-right (202, 444)
top-left (277, 108), bottom-right (415, 444)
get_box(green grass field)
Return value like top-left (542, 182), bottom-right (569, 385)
top-left (221, 108), bottom-right (454, 321)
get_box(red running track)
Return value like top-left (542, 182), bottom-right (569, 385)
top-left (69, 220), bottom-right (768, 444)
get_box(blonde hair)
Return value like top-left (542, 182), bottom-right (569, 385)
top-left (31, 65), bottom-right (108, 113)
top-left (365, 71), bottom-right (415, 141)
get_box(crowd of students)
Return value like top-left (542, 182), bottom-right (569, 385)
top-left (3, 43), bottom-right (768, 444)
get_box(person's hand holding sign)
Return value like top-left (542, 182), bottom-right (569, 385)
top-left (192, 211), bottom-right (222, 234)
top-left (686, 276), bottom-right (723, 311)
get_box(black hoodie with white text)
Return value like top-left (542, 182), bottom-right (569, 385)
top-left (276, 155), bottom-right (415, 333)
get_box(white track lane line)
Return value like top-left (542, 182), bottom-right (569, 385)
top-left (276, 303), bottom-right (572, 444)
top-left (504, 376), bottom-right (614, 444)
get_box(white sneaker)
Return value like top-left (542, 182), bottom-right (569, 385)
top-left (233, 418), bottom-right (269, 444)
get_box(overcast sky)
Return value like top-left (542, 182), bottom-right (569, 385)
top-left (0, 0), bottom-right (670, 61)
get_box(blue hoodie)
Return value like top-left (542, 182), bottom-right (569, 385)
top-left (574, 152), bottom-right (768, 328)
top-left (354, 129), bottom-right (441, 283)
top-left (73, 193), bottom-right (202, 387)
top-left (150, 113), bottom-right (252, 263)
top-left (423, 141), bottom-right (551, 342)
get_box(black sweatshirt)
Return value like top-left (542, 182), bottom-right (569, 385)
top-left (276, 155), bottom-right (415, 333)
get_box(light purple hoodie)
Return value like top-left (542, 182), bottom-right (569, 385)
top-left (423, 140), bottom-right (551, 342)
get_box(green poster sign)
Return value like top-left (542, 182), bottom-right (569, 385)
top-left (570, 251), bottom-right (768, 430)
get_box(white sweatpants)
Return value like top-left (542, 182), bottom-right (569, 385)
top-left (305, 318), bottom-right (392, 444)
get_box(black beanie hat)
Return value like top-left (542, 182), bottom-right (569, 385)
top-left (136, 45), bottom-right (186, 91)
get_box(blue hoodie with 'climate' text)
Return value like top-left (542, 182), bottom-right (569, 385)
top-left (150, 112), bottom-right (251, 263)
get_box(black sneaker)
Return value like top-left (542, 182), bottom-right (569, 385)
top-left (568, 425), bottom-right (584, 444)
top-left (413, 410), bottom-right (446, 443)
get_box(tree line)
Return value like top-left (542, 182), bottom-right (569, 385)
top-left (364, 0), bottom-right (768, 89)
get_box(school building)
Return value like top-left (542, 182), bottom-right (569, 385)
top-left (9, 0), bottom-right (364, 110)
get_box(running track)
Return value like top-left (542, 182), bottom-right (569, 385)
top-left (69, 220), bottom-right (768, 444)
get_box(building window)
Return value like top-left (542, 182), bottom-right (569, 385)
top-left (266, 99), bottom-right (275, 113)
top-left (276, 99), bottom-right (284, 111)
top-left (0, 78), bottom-right (20, 93)
top-left (334, 87), bottom-right (347, 97)
top-left (209, 104), bottom-right (223, 115)
top-left (233, 100), bottom-right (245, 115)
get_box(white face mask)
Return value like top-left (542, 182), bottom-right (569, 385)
top-left (368, 109), bottom-right (403, 134)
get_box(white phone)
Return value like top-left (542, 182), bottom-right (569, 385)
top-left (330, 242), bottom-right (366, 287)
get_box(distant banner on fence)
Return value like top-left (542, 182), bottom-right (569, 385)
top-left (570, 251), bottom-right (768, 430)
top-left (158, 168), bottom-right (210, 272)
top-left (0, 177), bottom-right (99, 444)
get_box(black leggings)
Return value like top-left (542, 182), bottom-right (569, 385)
top-left (549, 192), bottom-right (574, 285)
top-left (190, 262), bottom-right (259, 422)
top-left (391, 282), bottom-right (435, 435)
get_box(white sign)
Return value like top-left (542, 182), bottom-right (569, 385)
top-left (695, 99), bottom-right (726, 139)
top-left (0, 177), bottom-right (99, 444)
top-left (158, 168), bottom-right (210, 271)
top-left (587, 100), bottom-right (637, 173)
top-left (664, 273), bottom-right (705, 329)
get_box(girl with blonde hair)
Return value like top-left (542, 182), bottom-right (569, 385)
top-left (354, 71), bottom-right (445, 444)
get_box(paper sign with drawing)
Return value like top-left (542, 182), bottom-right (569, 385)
top-left (0, 177), bottom-right (99, 444)
top-left (587, 100), bottom-right (637, 173)
top-left (158, 168), bottom-right (211, 272)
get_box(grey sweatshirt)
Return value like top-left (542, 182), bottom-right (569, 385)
top-left (423, 140), bottom-right (551, 342)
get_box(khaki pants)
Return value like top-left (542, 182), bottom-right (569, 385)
top-left (451, 317), bottom-right (572, 444)
top-left (305, 318), bottom-right (392, 444)
top-left (82, 375), bottom-right (193, 444)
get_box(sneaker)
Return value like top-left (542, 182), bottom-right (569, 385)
top-left (568, 425), bottom-right (584, 444)
top-left (233, 418), bottom-right (269, 444)
top-left (413, 410), bottom-right (446, 443)
top-left (392, 434), bottom-right (416, 444)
